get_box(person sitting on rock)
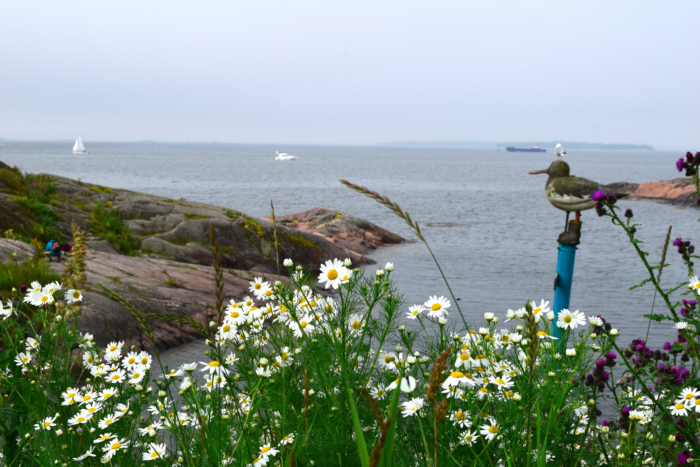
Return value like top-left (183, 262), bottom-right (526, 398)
top-left (44, 239), bottom-right (62, 262)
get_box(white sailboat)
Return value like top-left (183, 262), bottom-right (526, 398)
top-left (72, 136), bottom-right (89, 155)
top-left (275, 151), bottom-right (297, 161)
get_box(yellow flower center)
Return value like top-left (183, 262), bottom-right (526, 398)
top-left (686, 393), bottom-right (694, 399)
top-left (41, 296), bottom-right (49, 303)
top-left (43, 421), bottom-right (51, 427)
top-left (450, 371), bottom-right (464, 379)
top-left (231, 311), bottom-right (239, 318)
top-left (505, 391), bottom-right (513, 398)
top-left (488, 426), bottom-right (498, 434)
top-left (73, 291), bottom-right (80, 299)
top-left (112, 374), bottom-right (120, 380)
top-left (431, 303), bottom-right (441, 311)
top-left (254, 283), bottom-right (261, 289)
top-left (564, 316), bottom-right (572, 323)
top-left (141, 358), bottom-right (148, 364)
top-left (455, 411), bottom-right (465, 420)
top-left (537, 331), bottom-right (547, 336)
top-left (676, 404), bottom-right (685, 410)
top-left (111, 442), bottom-right (121, 450)
top-left (133, 373), bottom-right (141, 379)
top-left (325, 305), bottom-right (333, 313)
top-left (261, 446), bottom-right (271, 453)
top-left (496, 379), bottom-right (505, 385)
top-left (300, 321), bottom-right (308, 328)
top-left (352, 321), bottom-right (361, 329)
top-left (88, 407), bottom-right (97, 413)
top-left (151, 452), bottom-right (159, 458)
top-left (282, 353), bottom-right (289, 360)
top-left (480, 388), bottom-right (488, 393)
top-left (265, 290), bottom-right (272, 296)
top-left (459, 354), bottom-right (469, 361)
top-left (209, 361), bottom-right (220, 367)
top-left (128, 358), bottom-right (135, 364)
top-left (533, 308), bottom-right (542, 314)
top-left (76, 417), bottom-right (85, 423)
top-left (327, 269), bottom-right (338, 280)
top-left (461, 344), bottom-right (469, 350)
top-left (110, 346), bottom-right (118, 352)
top-left (223, 325), bottom-right (231, 332)
top-left (83, 395), bottom-right (91, 401)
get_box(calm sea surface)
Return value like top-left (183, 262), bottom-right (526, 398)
top-left (2, 141), bottom-right (697, 368)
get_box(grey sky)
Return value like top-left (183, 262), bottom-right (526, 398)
top-left (1, 1), bottom-right (698, 148)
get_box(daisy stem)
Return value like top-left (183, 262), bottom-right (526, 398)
top-left (417, 416), bottom-right (433, 466)
top-left (417, 316), bottom-right (435, 348)
top-left (421, 239), bottom-right (469, 331)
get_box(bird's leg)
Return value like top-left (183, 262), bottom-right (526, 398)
top-left (564, 211), bottom-right (570, 232)
top-left (575, 211), bottom-right (581, 223)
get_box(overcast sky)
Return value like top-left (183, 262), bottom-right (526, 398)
top-left (1, 1), bottom-right (698, 148)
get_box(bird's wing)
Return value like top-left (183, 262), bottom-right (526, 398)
top-left (550, 177), bottom-right (602, 199)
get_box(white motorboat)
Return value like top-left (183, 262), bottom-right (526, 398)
top-left (275, 151), bottom-right (297, 161)
top-left (72, 136), bottom-right (89, 154)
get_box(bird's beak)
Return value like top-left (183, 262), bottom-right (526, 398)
top-left (528, 169), bottom-right (547, 175)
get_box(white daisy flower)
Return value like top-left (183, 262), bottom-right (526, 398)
top-left (94, 432), bottom-right (116, 444)
top-left (72, 446), bottom-right (96, 461)
top-left (449, 410), bottom-right (471, 428)
top-left (425, 296), bottom-right (450, 318)
top-left (401, 397), bottom-right (424, 417)
top-left (318, 259), bottom-right (348, 289)
top-left (102, 437), bottom-right (129, 460)
top-left (479, 419), bottom-right (500, 441)
top-left (108, 369), bottom-right (126, 384)
top-left (458, 430), bottom-right (479, 445)
top-left (405, 305), bottom-right (424, 320)
top-left (556, 309), bottom-right (586, 330)
top-left (688, 276), bottom-right (700, 291)
top-left (530, 300), bottom-right (550, 318)
top-left (670, 403), bottom-right (688, 416)
top-left (676, 321), bottom-right (689, 330)
top-left (677, 387), bottom-right (700, 406)
top-left (142, 443), bottom-right (167, 461)
top-left (280, 433), bottom-right (295, 445)
top-left (68, 412), bottom-right (93, 426)
top-left (64, 289), bottom-right (83, 304)
top-left (34, 415), bottom-right (57, 431)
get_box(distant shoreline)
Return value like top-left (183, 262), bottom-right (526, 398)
top-left (382, 140), bottom-right (654, 151)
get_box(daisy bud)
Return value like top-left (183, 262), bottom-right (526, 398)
top-left (395, 345), bottom-right (404, 353)
top-left (513, 393), bottom-right (522, 401)
top-left (259, 358), bottom-right (269, 366)
top-left (178, 457), bottom-right (184, 463)
top-left (308, 389), bottom-right (315, 396)
top-left (373, 280), bottom-right (380, 285)
top-left (274, 280), bottom-right (282, 287)
top-left (376, 269), bottom-right (385, 277)
top-left (158, 390), bottom-right (167, 398)
top-left (414, 351), bottom-right (420, 357)
top-left (55, 316), bottom-right (62, 323)
top-left (90, 428), bottom-right (96, 433)
top-left (438, 317), bottom-right (448, 325)
top-left (516, 325), bottom-right (524, 332)
top-left (484, 312), bottom-right (494, 321)
top-left (385, 262), bottom-right (394, 271)
top-left (407, 356), bottom-right (416, 364)
top-left (294, 348), bottom-right (302, 354)
top-left (521, 339), bottom-right (529, 346)
top-left (135, 384), bottom-right (143, 392)
top-left (55, 429), bottom-right (63, 436)
top-left (589, 317), bottom-right (600, 326)
top-left (398, 325), bottom-right (406, 331)
top-left (205, 339), bottom-right (211, 346)
top-left (588, 399), bottom-right (596, 406)
top-left (590, 333), bottom-right (597, 339)
top-left (548, 371), bottom-right (555, 377)
top-left (617, 453), bottom-right (625, 459)
top-left (239, 344), bottom-right (246, 351)
top-left (149, 429), bottom-right (156, 437)
top-left (610, 329), bottom-right (619, 336)
top-left (546, 311), bottom-right (555, 321)
top-left (601, 426), bottom-right (609, 434)
top-left (222, 414), bottom-right (230, 420)
top-left (510, 334), bottom-right (522, 343)
top-left (553, 353), bottom-right (562, 360)
top-left (506, 309), bottom-right (515, 320)
top-left (646, 433), bottom-right (653, 440)
top-left (478, 327), bottom-right (488, 335)
top-left (344, 258), bottom-right (352, 267)
top-left (301, 285), bottom-right (310, 292)
top-left (566, 348), bottom-right (576, 357)
top-left (669, 435), bottom-right (676, 443)
top-left (295, 265), bottom-right (302, 271)
top-left (24, 433), bottom-right (30, 439)
top-left (283, 259), bottom-right (293, 267)
top-left (492, 317), bottom-right (499, 324)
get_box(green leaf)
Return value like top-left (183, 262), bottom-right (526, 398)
top-left (643, 313), bottom-right (671, 322)
top-left (379, 380), bottom-right (402, 467)
top-left (630, 278), bottom-right (651, 290)
top-left (346, 387), bottom-right (370, 467)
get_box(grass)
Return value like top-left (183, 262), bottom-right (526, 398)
top-left (0, 254), bottom-right (61, 297)
top-left (91, 203), bottom-right (136, 255)
top-left (184, 213), bottom-right (212, 220)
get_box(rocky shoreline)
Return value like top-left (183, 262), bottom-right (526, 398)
top-left (606, 178), bottom-right (697, 206)
top-left (0, 163), bottom-right (404, 351)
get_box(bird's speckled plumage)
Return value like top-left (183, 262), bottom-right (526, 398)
top-left (532, 160), bottom-right (606, 212)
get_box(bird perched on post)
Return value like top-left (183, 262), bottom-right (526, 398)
top-left (528, 159), bottom-right (627, 214)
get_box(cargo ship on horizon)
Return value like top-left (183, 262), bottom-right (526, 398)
top-left (506, 146), bottom-right (546, 153)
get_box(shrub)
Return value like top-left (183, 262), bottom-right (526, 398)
top-left (91, 203), bottom-right (135, 255)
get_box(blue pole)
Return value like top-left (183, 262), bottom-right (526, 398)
top-left (552, 243), bottom-right (577, 339)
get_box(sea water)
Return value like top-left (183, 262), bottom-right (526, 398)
top-left (2, 141), bottom-right (697, 369)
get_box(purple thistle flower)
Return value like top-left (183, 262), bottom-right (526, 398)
top-left (677, 157), bottom-right (685, 172)
top-left (677, 450), bottom-right (693, 466)
top-left (591, 189), bottom-right (605, 202)
top-left (673, 237), bottom-right (683, 247)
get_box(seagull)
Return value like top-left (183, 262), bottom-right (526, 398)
top-left (555, 143), bottom-right (566, 159)
top-left (529, 159), bottom-right (627, 218)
